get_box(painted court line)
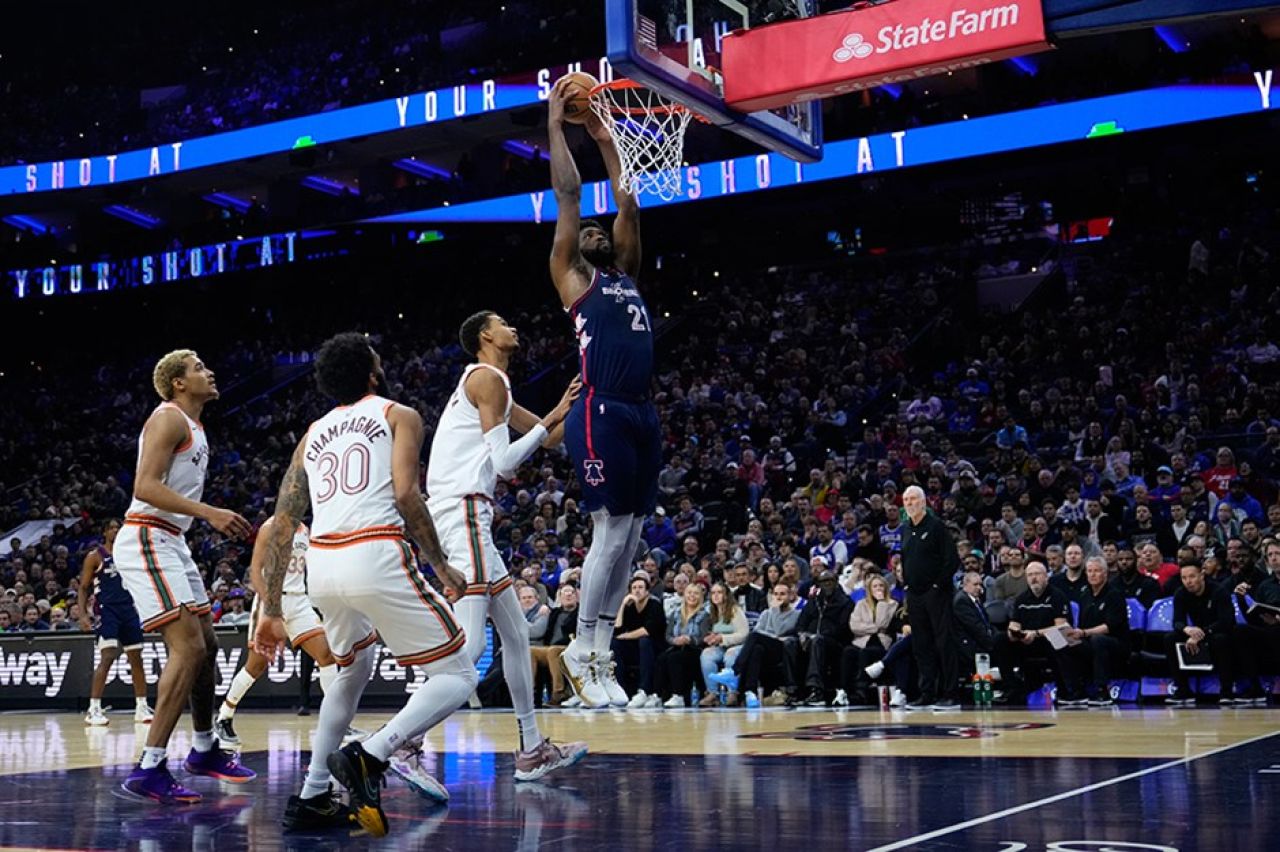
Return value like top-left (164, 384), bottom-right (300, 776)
top-left (864, 729), bottom-right (1280, 852)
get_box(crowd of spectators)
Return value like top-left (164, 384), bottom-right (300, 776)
top-left (4, 168), bottom-right (1280, 709)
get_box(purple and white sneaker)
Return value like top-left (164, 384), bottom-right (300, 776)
top-left (184, 746), bottom-right (257, 783)
top-left (122, 758), bottom-right (203, 804)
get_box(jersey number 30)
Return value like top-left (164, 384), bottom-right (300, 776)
top-left (627, 304), bottom-right (651, 332)
top-left (315, 444), bottom-right (371, 502)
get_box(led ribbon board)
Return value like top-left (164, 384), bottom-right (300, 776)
top-left (370, 77), bottom-right (1275, 224)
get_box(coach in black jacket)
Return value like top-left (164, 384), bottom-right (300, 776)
top-left (902, 485), bottom-right (962, 708)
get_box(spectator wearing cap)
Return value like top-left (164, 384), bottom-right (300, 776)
top-left (788, 569), bottom-right (853, 706)
top-left (1224, 478), bottom-right (1265, 525)
top-left (642, 506), bottom-right (678, 563)
top-left (1151, 466), bottom-right (1182, 506)
top-left (220, 587), bottom-right (251, 626)
top-left (901, 484), bottom-right (962, 709)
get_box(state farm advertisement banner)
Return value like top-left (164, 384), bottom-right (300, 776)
top-left (723, 0), bottom-right (1051, 112)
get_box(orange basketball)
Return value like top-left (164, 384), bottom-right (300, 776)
top-left (559, 71), bottom-right (599, 124)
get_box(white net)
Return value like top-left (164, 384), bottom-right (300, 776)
top-left (588, 83), bottom-right (696, 202)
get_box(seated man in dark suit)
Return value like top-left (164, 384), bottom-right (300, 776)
top-left (953, 571), bottom-right (1000, 679)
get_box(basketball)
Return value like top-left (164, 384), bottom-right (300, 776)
top-left (558, 71), bottom-right (599, 124)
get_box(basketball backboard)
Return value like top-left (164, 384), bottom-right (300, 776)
top-left (605, 0), bottom-right (824, 162)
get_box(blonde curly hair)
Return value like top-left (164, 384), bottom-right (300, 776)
top-left (152, 349), bottom-right (197, 400)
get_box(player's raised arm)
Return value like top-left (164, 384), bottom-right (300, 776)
top-left (385, 402), bottom-right (468, 597)
top-left (134, 407), bottom-right (251, 538)
top-left (509, 376), bottom-right (582, 449)
top-left (548, 77), bottom-right (593, 308)
top-left (586, 112), bottom-right (641, 280)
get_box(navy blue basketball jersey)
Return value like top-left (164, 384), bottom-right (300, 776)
top-left (568, 266), bottom-right (654, 400)
top-left (93, 546), bottom-right (133, 611)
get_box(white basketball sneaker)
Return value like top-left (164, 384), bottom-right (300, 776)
top-left (84, 706), bottom-right (109, 727)
top-left (134, 701), bottom-right (155, 724)
top-left (596, 651), bottom-right (629, 707)
top-left (559, 639), bottom-right (608, 709)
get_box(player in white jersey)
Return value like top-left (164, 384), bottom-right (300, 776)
top-left (427, 310), bottom-right (586, 770)
top-left (215, 516), bottom-right (334, 746)
top-left (254, 332), bottom-right (477, 837)
top-left (114, 349), bottom-right (256, 804)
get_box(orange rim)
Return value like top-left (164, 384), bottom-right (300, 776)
top-left (588, 79), bottom-right (711, 123)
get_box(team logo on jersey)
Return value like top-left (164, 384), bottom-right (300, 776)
top-left (583, 459), bottom-right (606, 486)
top-left (741, 722), bottom-right (1053, 742)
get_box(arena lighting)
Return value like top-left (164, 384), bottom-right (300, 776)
top-left (1, 214), bottom-right (49, 235)
top-left (392, 158), bottom-right (453, 180)
top-left (370, 78), bottom-right (1277, 225)
top-left (299, 175), bottom-right (357, 196)
top-left (102, 204), bottom-right (162, 229)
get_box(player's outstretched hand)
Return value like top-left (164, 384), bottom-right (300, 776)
top-left (252, 614), bottom-right (288, 658)
top-left (552, 376), bottom-right (583, 421)
top-left (206, 506), bottom-right (252, 539)
top-left (548, 76), bottom-right (573, 127)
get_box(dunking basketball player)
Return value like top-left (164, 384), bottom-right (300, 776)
top-left (255, 332), bottom-right (477, 837)
top-left (78, 519), bottom-right (154, 727)
top-left (427, 310), bottom-right (586, 777)
top-left (113, 350), bottom-right (256, 802)
top-left (548, 77), bottom-right (662, 708)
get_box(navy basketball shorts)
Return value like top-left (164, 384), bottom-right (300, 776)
top-left (564, 393), bottom-right (661, 517)
top-left (98, 603), bottom-right (145, 651)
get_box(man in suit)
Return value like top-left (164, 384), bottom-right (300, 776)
top-left (953, 571), bottom-right (1000, 679)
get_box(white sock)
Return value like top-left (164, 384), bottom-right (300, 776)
top-left (362, 657), bottom-right (477, 762)
top-left (220, 668), bottom-right (259, 719)
top-left (89, 698), bottom-right (102, 712)
top-left (135, 696), bottom-right (148, 709)
top-left (488, 586), bottom-right (541, 750)
top-left (318, 664), bottom-right (337, 695)
top-left (140, 746), bottom-right (167, 769)
top-left (193, 729), bottom-right (215, 752)
top-left (301, 648), bottom-right (376, 799)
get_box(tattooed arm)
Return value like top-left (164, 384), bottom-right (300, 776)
top-left (252, 439), bottom-right (309, 655)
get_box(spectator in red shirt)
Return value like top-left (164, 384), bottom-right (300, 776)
top-left (1136, 542), bottom-right (1180, 587)
top-left (1203, 447), bottom-right (1239, 499)
top-left (737, 449), bottom-right (766, 512)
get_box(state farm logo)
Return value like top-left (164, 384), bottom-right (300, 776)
top-left (833, 33), bottom-right (874, 63)
top-left (833, 4), bottom-right (1025, 64)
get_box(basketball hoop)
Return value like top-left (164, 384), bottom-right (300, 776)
top-left (588, 80), bottom-right (706, 202)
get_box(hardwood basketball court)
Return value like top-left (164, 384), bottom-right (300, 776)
top-left (0, 705), bottom-right (1275, 850)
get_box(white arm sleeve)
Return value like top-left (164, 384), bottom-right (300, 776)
top-left (484, 422), bottom-right (548, 479)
